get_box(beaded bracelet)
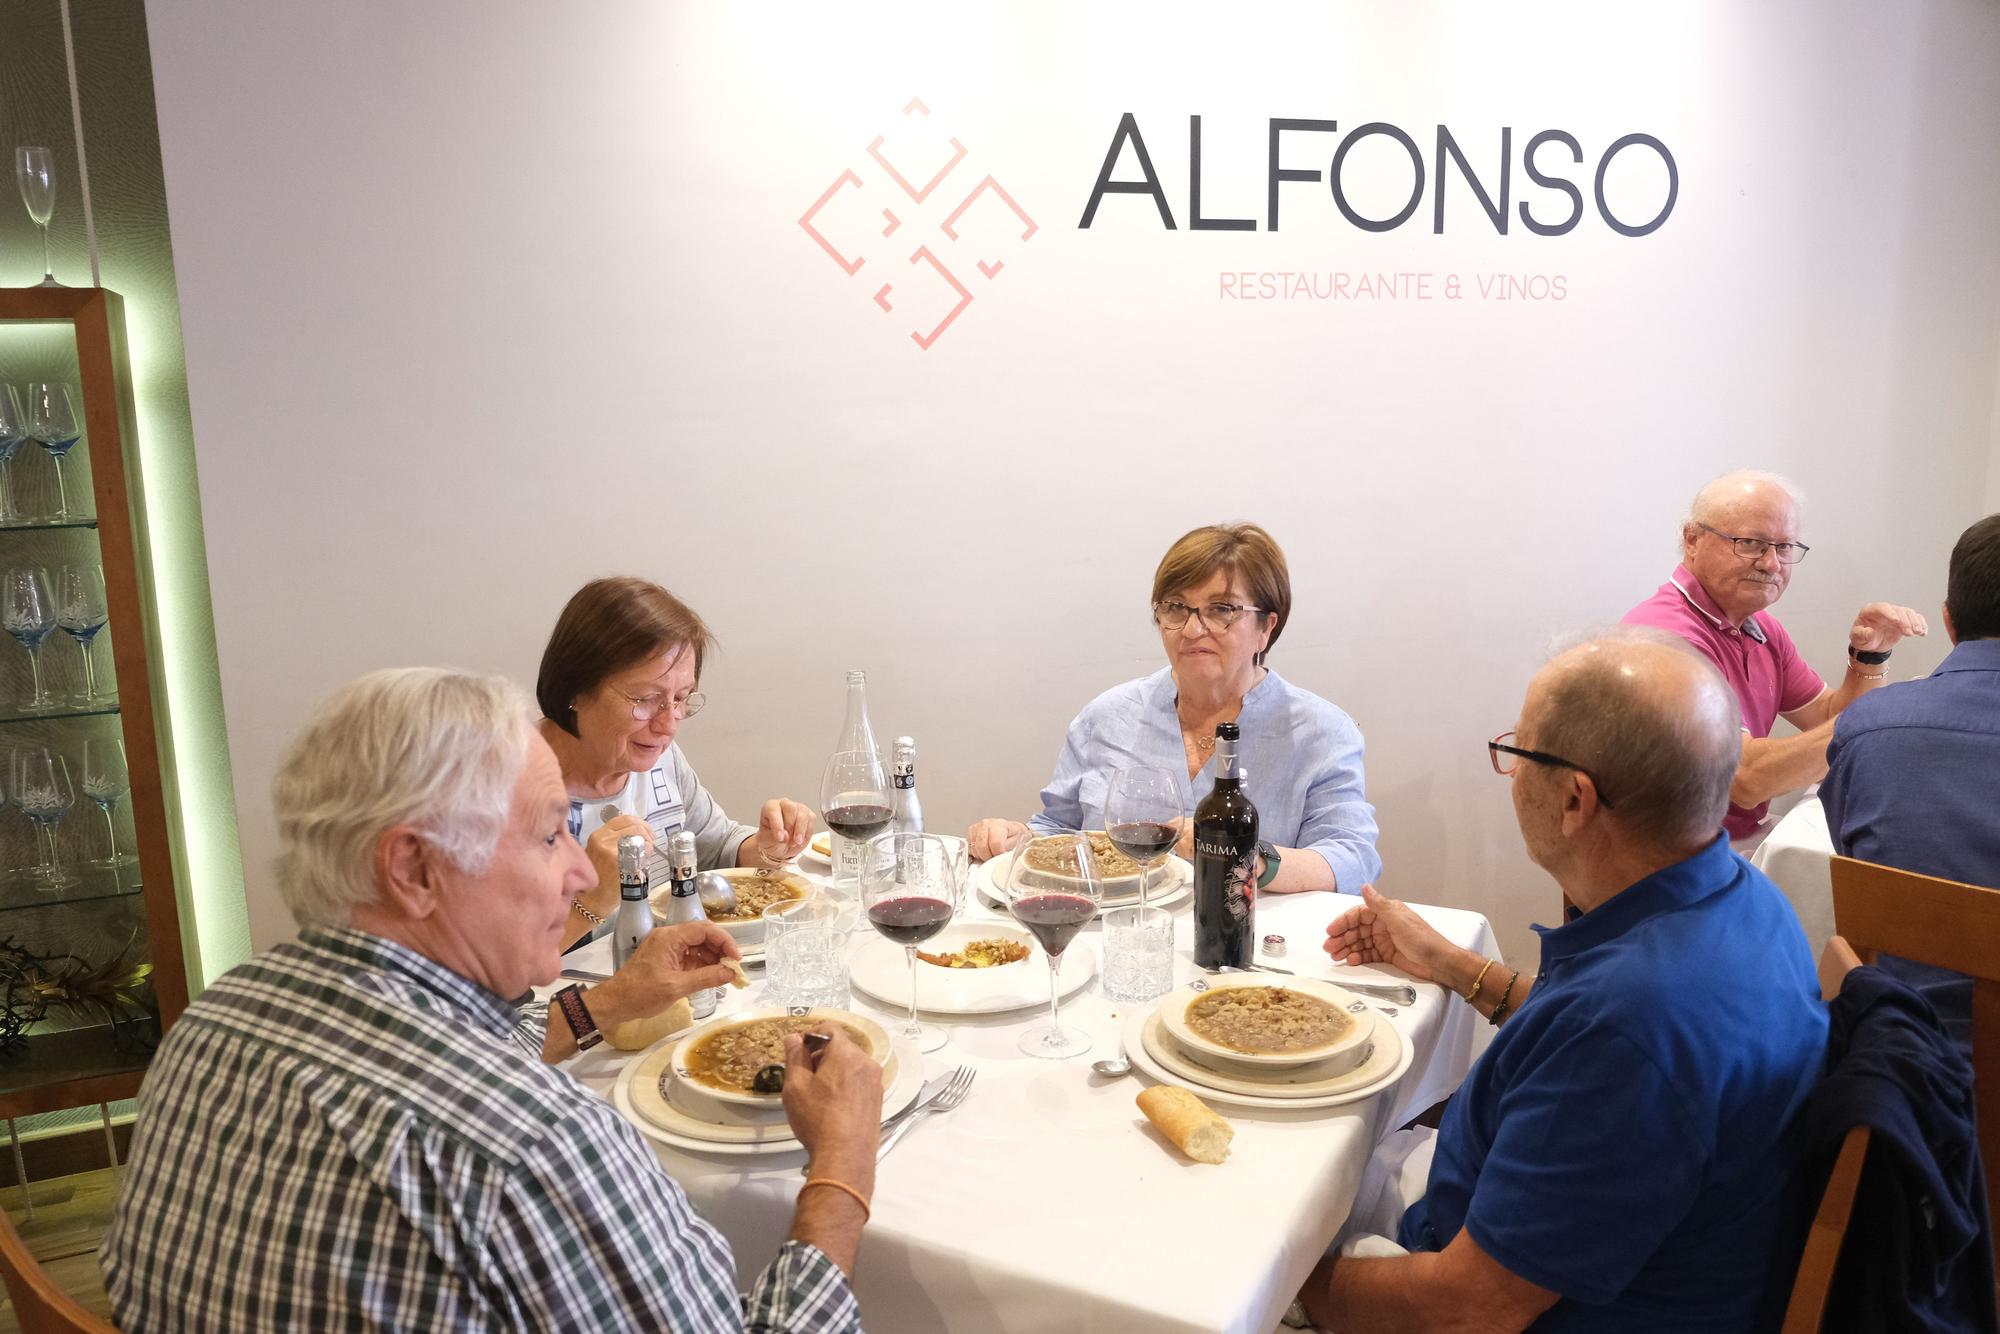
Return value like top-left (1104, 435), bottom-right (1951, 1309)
top-left (571, 898), bottom-right (605, 927)
top-left (801, 1177), bottom-right (872, 1221)
top-left (1489, 970), bottom-right (1522, 1026)
top-left (1461, 957), bottom-right (1495, 1005)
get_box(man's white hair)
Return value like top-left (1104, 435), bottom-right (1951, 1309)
top-left (272, 668), bottom-right (533, 929)
top-left (1686, 470), bottom-right (1806, 528)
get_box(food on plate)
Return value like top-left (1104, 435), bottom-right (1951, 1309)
top-left (1137, 1086), bottom-right (1233, 1164)
top-left (605, 997), bottom-right (693, 1052)
top-left (703, 871), bottom-right (810, 923)
top-left (916, 938), bottom-right (1031, 969)
top-left (1183, 986), bottom-right (1352, 1056)
top-left (1023, 831), bottom-right (1142, 880)
top-left (721, 957), bottom-right (751, 988)
top-left (684, 1015), bottom-right (871, 1094)
top-left (810, 832), bottom-right (832, 857)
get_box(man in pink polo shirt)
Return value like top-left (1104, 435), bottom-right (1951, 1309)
top-left (1623, 471), bottom-right (1928, 846)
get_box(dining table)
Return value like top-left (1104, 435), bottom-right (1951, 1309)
top-left (556, 861), bottom-right (1500, 1334)
top-left (1748, 791), bottom-right (1835, 957)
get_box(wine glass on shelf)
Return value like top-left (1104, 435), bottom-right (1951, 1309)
top-left (3, 566), bottom-right (56, 713)
top-left (57, 564), bottom-right (109, 704)
top-left (0, 386), bottom-right (28, 523)
top-left (819, 748), bottom-right (892, 887)
top-left (1106, 765), bottom-right (1181, 909)
top-left (860, 832), bottom-right (964, 1053)
top-left (25, 384), bottom-right (81, 522)
top-left (1002, 829), bottom-right (1103, 1059)
top-left (83, 737), bottom-right (132, 870)
top-left (15, 748), bottom-right (75, 889)
top-left (15, 148), bottom-right (58, 288)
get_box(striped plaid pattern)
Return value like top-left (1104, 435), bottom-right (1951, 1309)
top-left (101, 928), bottom-right (861, 1333)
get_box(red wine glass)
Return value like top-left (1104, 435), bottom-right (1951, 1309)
top-left (819, 748), bottom-right (891, 887)
top-left (1106, 765), bottom-right (1180, 908)
top-left (1003, 829), bottom-right (1103, 1059)
top-left (861, 832), bottom-right (965, 1053)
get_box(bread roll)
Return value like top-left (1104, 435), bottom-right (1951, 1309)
top-left (722, 958), bottom-right (751, 989)
top-left (1137, 1085), bottom-right (1233, 1164)
top-left (605, 997), bottom-right (694, 1051)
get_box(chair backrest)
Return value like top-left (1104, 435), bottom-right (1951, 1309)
top-left (1830, 854), bottom-right (2000, 1255)
top-left (0, 1207), bottom-right (117, 1333)
top-left (1781, 933), bottom-right (1871, 1333)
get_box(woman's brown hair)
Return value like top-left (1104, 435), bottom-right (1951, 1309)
top-left (536, 577), bottom-right (714, 735)
top-left (1150, 523), bottom-right (1291, 665)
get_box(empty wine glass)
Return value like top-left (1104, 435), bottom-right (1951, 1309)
top-left (57, 565), bottom-right (109, 703)
top-left (0, 386), bottom-right (27, 523)
top-left (14, 748), bottom-right (75, 889)
top-left (1003, 829), bottom-right (1103, 1059)
top-left (861, 832), bottom-right (965, 1053)
top-left (15, 148), bottom-right (57, 288)
top-left (1106, 765), bottom-right (1181, 909)
top-left (25, 384), bottom-right (80, 522)
top-left (2, 567), bottom-right (56, 712)
top-left (83, 737), bottom-right (132, 868)
top-left (819, 748), bottom-right (891, 887)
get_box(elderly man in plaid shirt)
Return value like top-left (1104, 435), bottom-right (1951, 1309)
top-left (101, 668), bottom-right (883, 1332)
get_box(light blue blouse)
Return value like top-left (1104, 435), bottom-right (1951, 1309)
top-left (1028, 667), bottom-right (1382, 890)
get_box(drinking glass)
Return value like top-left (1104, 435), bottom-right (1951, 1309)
top-left (15, 148), bottom-right (57, 287)
top-left (762, 896), bottom-right (849, 1010)
top-left (14, 748), bottom-right (75, 889)
top-left (1102, 904), bottom-right (1176, 1004)
top-left (83, 737), bottom-right (132, 868)
top-left (1003, 829), bottom-right (1102, 1059)
top-left (57, 564), bottom-right (109, 703)
top-left (1106, 765), bottom-right (1181, 909)
top-left (0, 386), bottom-right (28, 522)
top-left (819, 748), bottom-right (891, 887)
top-left (860, 832), bottom-right (965, 1053)
top-left (25, 384), bottom-right (80, 522)
top-left (2, 567), bottom-right (56, 712)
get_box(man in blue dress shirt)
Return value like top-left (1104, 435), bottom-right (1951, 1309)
top-left (1306, 629), bottom-right (1827, 1332)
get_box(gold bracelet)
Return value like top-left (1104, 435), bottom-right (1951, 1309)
top-left (571, 898), bottom-right (605, 927)
top-left (1852, 670), bottom-right (1887, 681)
top-left (1461, 957), bottom-right (1494, 1004)
top-left (801, 1176), bottom-right (872, 1222)
top-left (1489, 970), bottom-right (1522, 1026)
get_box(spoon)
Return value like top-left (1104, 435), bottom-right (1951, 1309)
top-left (1091, 1052), bottom-right (1132, 1078)
top-left (695, 872), bottom-right (739, 916)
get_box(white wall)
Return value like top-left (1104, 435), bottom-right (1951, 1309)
top-left (144, 0), bottom-right (2000, 965)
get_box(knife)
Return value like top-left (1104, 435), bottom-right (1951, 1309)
top-left (799, 1071), bottom-right (955, 1176)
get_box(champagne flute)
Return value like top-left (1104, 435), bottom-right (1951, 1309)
top-left (861, 832), bottom-right (963, 1053)
top-left (2, 567), bottom-right (56, 712)
top-left (15, 148), bottom-right (57, 288)
top-left (0, 386), bottom-right (27, 523)
top-left (57, 564), bottom-right (109, 703)
top-left (83, 737), bottom-right (132, 868)
top-left (1003, 829), bottom-right (1103, 1059)
top-left (14, 748), bottom-right (75, 889)
top-left (1106, 765), bottom-right (1181, 909)
top-left (819, 748), bottom-right (892, 888)
top-left (25, 384), bottom-right (81, 522)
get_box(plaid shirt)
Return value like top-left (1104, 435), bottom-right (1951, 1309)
top-left (101, 927), bottom-right (861, 1332)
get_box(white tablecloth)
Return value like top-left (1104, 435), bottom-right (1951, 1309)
top-left (562, 882), bottom-right (1499, 1334)
top-left (1750, 793), bottom-right (1835, 956)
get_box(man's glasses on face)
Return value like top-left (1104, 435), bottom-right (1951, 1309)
top-left (1696, 522), bottom-right (1810, 565)
top-left (1151, 599), bottom-right (1266, 632)
top-left (1488, 731), bottom-right (1616, 809)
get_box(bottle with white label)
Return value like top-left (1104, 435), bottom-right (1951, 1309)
top-left (829, 670), bottom-right (881, 884)
top-left (891, 735), bottom-right (922, 855)
top-left (658, 829), bottom-right (717, 1018)
top-left (611, 834), bottom-right (654, 971)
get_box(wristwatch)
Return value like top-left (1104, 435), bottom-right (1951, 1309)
top-left (1848, 644), bottom-right (1892, 667)
top-left (1256, 840), bottom-right (1281, 890)
top-left (552, 984), bottom-right (602, 1052)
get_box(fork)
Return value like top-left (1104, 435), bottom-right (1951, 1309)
top-left (875, 1065), bottom-right (974, 1162)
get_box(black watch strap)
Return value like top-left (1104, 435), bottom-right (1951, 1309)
top-left (553, 984), bottom-right (602, 1051)
top-left (1848, 644), bottom-right (1892, 667)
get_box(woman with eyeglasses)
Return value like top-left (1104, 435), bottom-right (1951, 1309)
top-left (537, 577), bottom-right (815, 948)
top-left (966, 523), bottom-right (1381, 895)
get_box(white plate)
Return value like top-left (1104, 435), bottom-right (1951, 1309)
top-left (1158, 975), bottom-right (1375, 1072)
top-left (1122, 1007), bottom-right (1413, 1110)
top-left (670, 1008), bottom-right (893, 1108)
top-left (847, 923), bottom-right (1096, 1015)
top-left (976, 849), bottom-right (1192, 913)
top-left (616, 1032), bottom-right (922, 1155)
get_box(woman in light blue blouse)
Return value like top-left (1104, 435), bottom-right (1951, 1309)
top-left (967, 523), bottom-right (1381, 894)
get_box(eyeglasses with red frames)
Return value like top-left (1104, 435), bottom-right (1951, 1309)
top-left (1488, 731), bottom-right (1616, 809)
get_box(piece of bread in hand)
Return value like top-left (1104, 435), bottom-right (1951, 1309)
top-left (1137, 1085), bottom-right (1233, 1164)
top-left (722, 957), bottom-right (751, 989)
top-left (605, 997), bottom-right (694, 1052)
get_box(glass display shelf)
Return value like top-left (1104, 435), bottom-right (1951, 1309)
top-left (0, 1025), bottom-right (153, 1116)
top-left (0, 517), bottom-right (98, 532)
top-left (0, 863), bottom-right (143, 917)
top-left (0, 702), bottom-right (118, 727)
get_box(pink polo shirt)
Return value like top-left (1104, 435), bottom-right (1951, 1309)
top-left (1623, 565), bottom-right (1826, 840)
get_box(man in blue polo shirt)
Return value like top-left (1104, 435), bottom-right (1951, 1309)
top-left (1305, 629), bottom-right (1827, 1332)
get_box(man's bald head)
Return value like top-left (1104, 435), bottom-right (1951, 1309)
top-left (1527, 629), bottom-right (1742, 851)
top-left (1687, 470), bottom-right (1802, 531)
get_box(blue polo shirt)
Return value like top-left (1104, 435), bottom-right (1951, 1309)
top-left (1399, 836), bottom-right (1826, 1331)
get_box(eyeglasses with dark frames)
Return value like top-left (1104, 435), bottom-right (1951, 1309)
top-left (1488, 731), bottom-right (1616, 809)
top-left (1695, 522), bottom-right (1810, 565)
top-left (1151, 599), bottom-right (1267, 632)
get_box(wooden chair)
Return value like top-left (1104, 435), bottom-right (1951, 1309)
top-left (1830, 854), bottom-right (2000, 1259)
top-left (1781, 934), bottom-right (1869, 1333)
top-left (0, 1207), bottom-right (117, 1333)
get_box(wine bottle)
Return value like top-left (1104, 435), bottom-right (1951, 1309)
top-left (831, 670), bottom-right (879, 883)
top-left (611, 833), bottom-right (654, 971)
top-left (1192, 722), bottom-right (1258, 970)
top-left (891, 735), bottom-right (922, 856)
top-left (657, 830), bottom-right (715, 1018)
